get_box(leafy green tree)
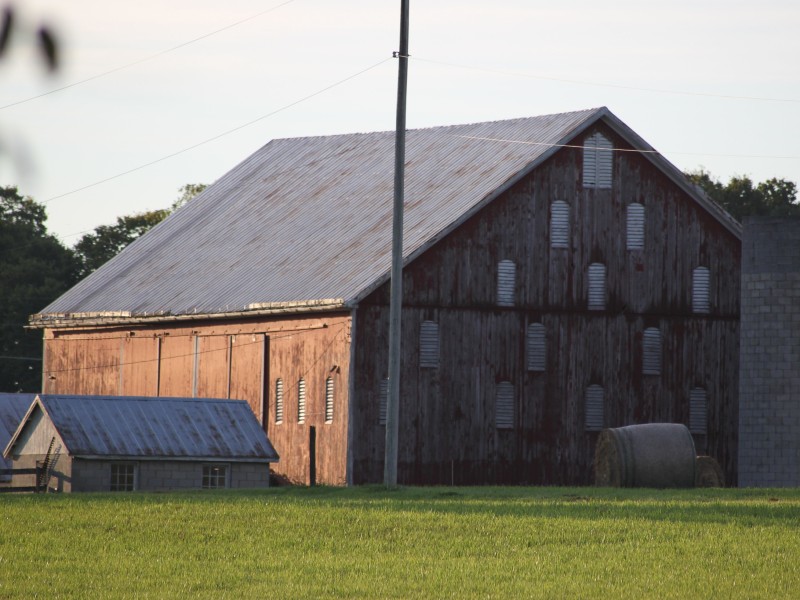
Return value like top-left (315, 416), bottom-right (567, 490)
top-left (0, 186), bottom-right (79, 392)
top-left (73, 209), bottom-right (170, 278)
top-left (73, 183), bottom-right (207, 277)
top-left (686, 170), bottom-right (799, 222)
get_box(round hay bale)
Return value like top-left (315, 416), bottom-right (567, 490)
top-left (594, 423), bottom-right (697, 488)
top-left (695, 455), bottom-right (725, 487)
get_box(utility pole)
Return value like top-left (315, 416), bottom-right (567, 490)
top-left (384, 0), bottom-right (410, 488)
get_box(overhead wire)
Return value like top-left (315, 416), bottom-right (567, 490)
top-left (412, 56), bottom-right (800, 105)
top-left (0, 0), bottom-right (299, 111)
top-left (42, 56), bottom-right (393, 205)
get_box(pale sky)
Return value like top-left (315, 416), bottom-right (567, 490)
top-left (1, 0), bottom-right (798, 243)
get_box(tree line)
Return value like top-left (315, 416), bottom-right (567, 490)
top-left (2, 172), bottom-right (798, 393)
top-left (0, 184), bottom-right (205, 392)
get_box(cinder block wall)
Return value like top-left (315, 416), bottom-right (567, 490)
top-left (739, 217), bottom-right (800, 486)
top-left (72, 460), bottom-right (270, 492)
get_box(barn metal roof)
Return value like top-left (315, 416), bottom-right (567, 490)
top-left (4, 395), bottom-right (279, 462)
top-left (0, 394), bottom-right (36, 473)
top-left (32, 107), bottom-right (740, 325)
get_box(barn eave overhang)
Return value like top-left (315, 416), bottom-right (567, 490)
top-left (27, 298), bottom-right (351, 330)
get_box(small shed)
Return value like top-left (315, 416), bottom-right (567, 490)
top-left (0, 393), bottom-right (36, 487)
top-left (3, 395), bottom-right (279, 492)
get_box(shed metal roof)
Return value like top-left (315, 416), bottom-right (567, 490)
top-left (0, 393), bottom-right (36, 472)
top-left (33, 107), bottom-right (740, 325)
top-left (4, 395), bottom-right (278, 462)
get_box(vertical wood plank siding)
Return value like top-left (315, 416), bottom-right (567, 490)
top-left (352, 125), bottom-right (740, 485)
top-left (43, 313), bottom-right (352, 486)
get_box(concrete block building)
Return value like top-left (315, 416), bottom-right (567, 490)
top-left (739, 217), bottom-right (800, 486)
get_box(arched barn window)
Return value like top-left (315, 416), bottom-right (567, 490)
top-left (583, 132), bottom-right (613, 189)
top-left (643, 328), bottom-right (662, 375)
top-left (497, 260), bottom-right (516, 307)
top-left (585, 385), bottom-right (605, 431)
top-left (626, 203), bottom-right (645, 250)
top-left (550, 201), bottom-right (570, 248)
top-left (496, 381), bottom-right (514, 429)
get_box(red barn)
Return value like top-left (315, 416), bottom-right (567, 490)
top-left (31, 108), bottom-right (741, 485)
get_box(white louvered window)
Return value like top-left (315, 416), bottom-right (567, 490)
top-left (692, 267), bottom-right (710, 314)
top-left (689, 387), bottom-right (708, 434)
top-left (550, 201), bottom-right (570, 248)
top-left (496, 381), bottom-right (514, 429)
top-left (297, 377), bottom-right (306, 423)
top-left (626, 203), bottom-right (645, 250)
top-left (275, 378), bottom-right (284, 424)
top-left (585, 385), bottom-right (605, 431)
top-left (379, 378), bottom-right (388, 425)
top-left (420, 321), bottom-right (439, 368)
top-left (497, 260), bottom-right (516, 307)
top-left (583, 132), bottom-right (613, 189)
top-left (325, 377), bottom-right (334, 423)
top-left (526, 323), bottom-right (546, 372)
top-left (643, 328), bottom-right (662, 375)
top-left (588, 263), bottom-right (607, 310)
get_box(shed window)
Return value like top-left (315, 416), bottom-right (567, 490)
top-left (583, 132), bottom-right (613, 189)
top-left (526, 323), bottom-right (546, 372)
top-left (626, 203), bottom-right (645, 250)
top-left (420, 321), bottom-right (439, 368)
top-left (298, 377), bottom-right (306, 423)
top-left (643, 328), bottom-right (662, 375)
top-left (496, 381), bottom-right (514, 429)
top-left (325, 377), bottom-right (334, 423)
top-left (550, 201), bottom-right (570, 248)
top-left (689, 388), bottom-right (708, 434)
top-left (588, 263), bottom-right (607, 310)
top-left (692, 267), bottom-right (710, 314)
top-left (202, 464), bottom-right (229, 489)
top-left (110, 463), bottom-right (136, 492)
top-left (497, 260), bottom-right (516, 307)
top-left (585, 385), bottom-right (605, 431)
top-left (275, 378), bottom-right (284, 424)
top-left (379, 378), bottom-right (388, 425)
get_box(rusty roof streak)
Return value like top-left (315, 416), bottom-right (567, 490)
top-left (33, 107), bottom-right (739, 322)
top-left (4, 395), bottom-right (278, 462)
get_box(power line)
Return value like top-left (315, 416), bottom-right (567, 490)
top-left (413, 56), bottom-right (800, 105)
top-left (0, 0), bottom-right (299, 111)
top-left (42, 56), bottom-right (393, 205)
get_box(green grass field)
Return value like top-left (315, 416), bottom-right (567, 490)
top-left (1, 486), bottom-right (799, 598)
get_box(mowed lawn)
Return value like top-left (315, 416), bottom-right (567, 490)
top-left (1, 486), bottom-right (799, 599)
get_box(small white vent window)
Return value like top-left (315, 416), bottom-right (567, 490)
top-left (626, 203), bottom-right (645, 250)
top-left (496, 381), bottom-right (514, 429)
top-left (497, 260), bottom-right (516, 307)
top-left (643, 328), bottom-right (662, 375)
top-left (583, 132), bottom-right (613, 189)
top-left (379, 378), bottom-right (388, 426)
top-left (420, 321), bottom-right (439, 368)
top-left (585, 385), bottom-right (605, 431)
top-left (526, 323), bottom-right (546, 372)
top-left (325, 377), bottom-right (334, 423)
top-left (550, 201), bottom-right (570, 249)
top-left (275, 379), bottom-right (284, 424)
top-left (689, 388), bottom-right (708, 434)
top-left (588, 263), bottom-right (607, 310)
top-left (297, 377), bottom-right (306, 423)
top-left (692, 267), bottom-right (710, 314)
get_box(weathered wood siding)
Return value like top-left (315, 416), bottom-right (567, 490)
top-left (352, 124), bottom-right (740, 485)
top-left (42, 313), bottom-right (352, 485)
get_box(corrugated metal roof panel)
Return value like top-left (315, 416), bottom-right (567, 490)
top-left (34, 107), bottom-right (741, 323)
top-left (10, 395), bottom-right (278, 461)
top-left (38, 109), bottom-right (602, 318)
